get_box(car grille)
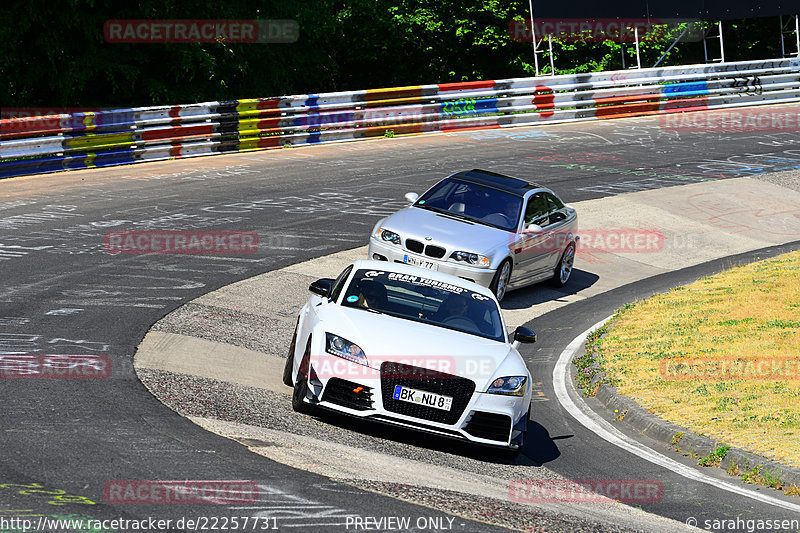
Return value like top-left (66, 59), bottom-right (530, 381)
top-left (380, 362), bottom-right (475, 425)
top-left (405, 239), bottom-right (424, 253)
top-left (321, 378), bottom-right (374, 411)
top-left (424, 245), bottom-right (446, 258)
top-left (405, 239), bottom-right (447, 259)
top-left (464, 411), bottom-right (512, 442)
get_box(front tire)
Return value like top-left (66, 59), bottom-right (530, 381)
top-left (551, 243), bottom-right (575, 288)
top-left (490, 259), bottom-right (512, 301)
top-left (291, 339), bottom-right (316, 414)
top-left (504, 408), bottom-right (530, 460)
top-left (282, 317), bottom-right (299, 387)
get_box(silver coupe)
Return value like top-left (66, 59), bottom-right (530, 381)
top-left (368, 169), bottom-right (578, 300)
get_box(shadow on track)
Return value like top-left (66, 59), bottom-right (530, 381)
top-left (307, 408), bottom-right (550, 466)
top-left (520, 420), bottom-right (567, 466)
top-left (501, 269), bottom-right (599, 310)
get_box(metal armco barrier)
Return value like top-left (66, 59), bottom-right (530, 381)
top-left (2, 57), bottom-right (799, 178)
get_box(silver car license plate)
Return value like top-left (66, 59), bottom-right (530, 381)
top-left (393, 385), bottom-right (452, 411)
top-left (403, 254), bottom-right (439, 270)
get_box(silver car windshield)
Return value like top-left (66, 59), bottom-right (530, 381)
top-left (414, 178), bottom-right (523, 232)
top-left (341, 269), bottom-right (505, 342)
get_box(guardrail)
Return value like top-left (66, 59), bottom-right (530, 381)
top-left (2, 57), bottom-right (799, 178)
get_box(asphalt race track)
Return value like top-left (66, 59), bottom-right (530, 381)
top-left (2, 110), bottom-right (800, 532)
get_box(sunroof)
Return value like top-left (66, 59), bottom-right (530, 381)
top-left (453, 169), bottom-right (540, 193)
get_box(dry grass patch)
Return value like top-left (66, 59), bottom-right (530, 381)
top-left (592, 250), bottom-right (800, 468)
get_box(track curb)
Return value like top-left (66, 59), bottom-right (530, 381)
top-left (569, 328), bottom-right (800, 490)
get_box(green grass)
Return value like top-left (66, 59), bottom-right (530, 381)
top-left (578, 250), bottom-right (800, 468)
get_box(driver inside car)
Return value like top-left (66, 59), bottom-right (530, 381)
top-left (357, 279), bottom-right (387, 309)
top-left (482, 196), bottom-right (521, 228)
top-left (501, 198), bottom-right (521, 222)
top-left (434, 293), bottom-right (469, 321)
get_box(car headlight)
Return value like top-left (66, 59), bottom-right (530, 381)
top-left (450, 251), bottom-right (490, 267)
top-left (487, 376), bottom-right (527, 396)
top-left (377, 228), bottom-right (401, 245)
top-left (325, 333), bottom-right (368, 366)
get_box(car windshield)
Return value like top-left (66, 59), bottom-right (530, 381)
top-left (414, 178), bottom-right (523, 231)
top-left (341, 269), bottom-right (506, 342)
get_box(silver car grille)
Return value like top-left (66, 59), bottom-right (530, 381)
top-left (404, 239), bottom-right (446, 259)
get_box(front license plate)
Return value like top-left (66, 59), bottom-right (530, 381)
top-left (393, 385), bottom-right (452, 411)
top-left (403, 254), bottom-right (439, 271)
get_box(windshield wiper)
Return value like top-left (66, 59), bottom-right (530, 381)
top-left (416, 204), bottom-right (476, 223)
top-left (413, 203), bottom-right (439, 212)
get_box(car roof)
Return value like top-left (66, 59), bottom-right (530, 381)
top-left (449, 169), bottom-right (542, 196)
top-left (349, 259), bottom-right (498, 300)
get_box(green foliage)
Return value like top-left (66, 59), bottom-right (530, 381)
top-left (741, 465), bottom-right (784, 489)
top-left (698, 445), bottom-right (731, 467)
top-left (0, 1), bottom-right (787, 108)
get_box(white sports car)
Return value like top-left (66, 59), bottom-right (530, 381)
top-left (283, 260), bottom-right (536, 452)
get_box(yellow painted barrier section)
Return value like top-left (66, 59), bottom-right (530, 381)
top-left (65, 132), bottom-right (135, 150)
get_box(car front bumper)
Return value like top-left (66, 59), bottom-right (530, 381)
top-left (368, 237), bottom-right (497, 289)
top-left (302, 355), bottom-right (529, 449)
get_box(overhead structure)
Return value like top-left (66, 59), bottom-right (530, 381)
top-left (532, 0), bottom-right (791, 20)
top-left (781, 15), bottom-right (800, 58)
top-left (703, 21), bottom-right (725, 63)
top-left (529, 0), bottom-right (798, 70)
top-left (527, 0), bottom-right (554, 76)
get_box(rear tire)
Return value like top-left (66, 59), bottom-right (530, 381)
top-left (551, 243), bottom-right (575, 288)
top-left (291, 339), bottom-right (316, 414)
top-left (489, 259), bottom-right (512, 301)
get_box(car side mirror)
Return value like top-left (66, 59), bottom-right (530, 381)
top-left (405, 192), bottom-right (419, 204)
top-left (522, 223), bottom-right (543, 234)
top-left (513, 326), bottom-right (537, 343)
top-left (309, 278), bottom-right (334, 298)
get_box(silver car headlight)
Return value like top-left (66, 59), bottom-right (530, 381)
top-left (325, 333), bottom-right (368, 367)
top-left (376, 228), bottom-right (401, 245)
top-left (487, 376), bottom-right (527, 396)
top-left (450, 251), bottom-right (490, 267)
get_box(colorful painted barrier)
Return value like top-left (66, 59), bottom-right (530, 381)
top-left (1, 57), bottom-right (799, 178)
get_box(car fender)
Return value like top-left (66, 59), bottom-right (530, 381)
top-left (293, 298), bottom-right (330, 380)
top-left (482, 349), bottom-right (531, 395)
top-left (489, 359), bottom-right (532, 411)
top-left (483, 240), bottom-right (514, 271)
top-left (370, 217), bottom-right (388, 238)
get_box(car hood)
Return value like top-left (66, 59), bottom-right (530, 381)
top-left (317, 303), bottom-right (525, 390)
top-left (383, 206), bottom-right (510, 254)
